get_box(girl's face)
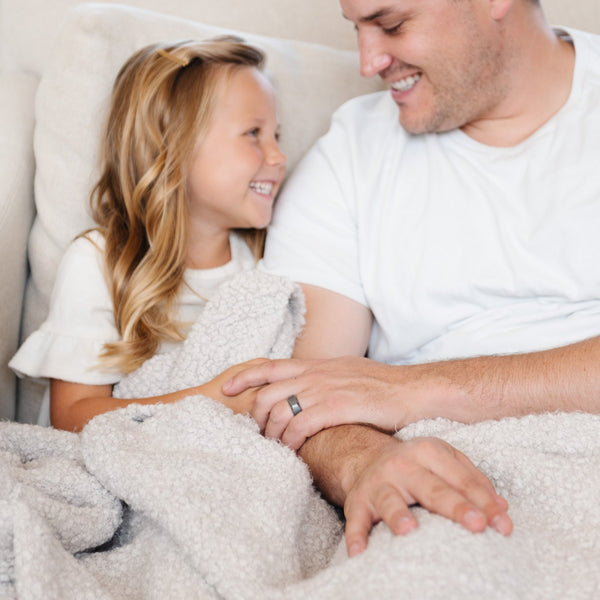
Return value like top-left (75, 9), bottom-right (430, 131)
top-left (186, 66), bottom-right (286, 236)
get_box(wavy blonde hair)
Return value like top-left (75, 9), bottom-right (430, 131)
top-left (88, 38), bottom-right (267, 373)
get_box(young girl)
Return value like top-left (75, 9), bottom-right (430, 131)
top-left (10, 37), bottom-right (286, 431)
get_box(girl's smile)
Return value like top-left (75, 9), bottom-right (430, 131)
top-left (186, 66), bottom-right (286, 237)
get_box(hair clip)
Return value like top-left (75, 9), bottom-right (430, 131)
top-left (157, 48), bottom-right (190, 68)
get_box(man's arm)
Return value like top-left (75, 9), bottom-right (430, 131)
top-left (225, 287), bottom-right (600, 449)
top-left (225, 283), bottom-right (512, 555)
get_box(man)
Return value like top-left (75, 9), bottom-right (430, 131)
top-left (224, 0), bottom-right (600, 556)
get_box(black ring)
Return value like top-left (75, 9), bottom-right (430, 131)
top-left (287, 394), bottom-right (302, 416)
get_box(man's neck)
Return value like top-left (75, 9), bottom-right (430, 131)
top-left (461, 25), bottom-right (575, 148)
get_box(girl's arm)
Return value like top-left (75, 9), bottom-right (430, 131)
top-left (51, 360), bottom-right (265, 431)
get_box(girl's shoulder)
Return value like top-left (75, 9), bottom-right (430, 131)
top-left (66, 229), bottom-right (105, 258)
top-left (57, 230), bottom-right (105, 277)
top-left (51, 230), bottom-right (108, 305)
top-left (10, 229), bottom-right (118, 385)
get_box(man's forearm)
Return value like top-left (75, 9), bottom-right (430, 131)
top-left (409, 335), bottom-right (600, 424)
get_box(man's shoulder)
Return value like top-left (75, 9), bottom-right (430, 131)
top-left (561, 27), bottom-right (600, 116)
top-left (568, 28), bottom-right (600, 76)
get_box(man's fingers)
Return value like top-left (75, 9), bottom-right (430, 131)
top-left (344, 483), bottom-right (417, 557)
top-left (423, 443), bottom-right (513, 535)
top-left (252, 379), bottom-right (310, 430)
top-left (371, 481), bottom-right (418, 535)
top-left (396, 441), bottom-right (512, 536)
top-left (278, 402), bottom-right (348, 450)
top-left (410, 468), bottom-right (488, 532)
top-left (452, 449), bottom-right (510, 511)
top-left (221, 362), bottom-right (277, 395)
top-left (343, 496), bottom-right (377, 558)
top-left (262, 398), bottom-right (298, 440)
top-left (222, 358), bottom-right (309, 395)
top-left (262, 394), bottom-right (332, 445)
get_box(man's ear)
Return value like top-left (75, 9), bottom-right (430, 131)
top-left (488, 0), bottom-right (514, 21)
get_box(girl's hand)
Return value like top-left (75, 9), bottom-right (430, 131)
top-left (198, 358), bottom-right (270, 415)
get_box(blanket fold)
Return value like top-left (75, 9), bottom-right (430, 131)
top-left (2, 270), bottom-right (600, 599)
top-left (114, 270), bottom-right (305, 398)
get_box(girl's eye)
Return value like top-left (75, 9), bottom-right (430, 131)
top-left (247, 127), bottom-right (260, 137)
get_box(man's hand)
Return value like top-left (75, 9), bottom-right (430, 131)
top-left (223, 333), bottom-right (600, 449)
top-left (222, 356), bottom-right (434, 449)
top-left (300, 426), bottom-right (513, 557)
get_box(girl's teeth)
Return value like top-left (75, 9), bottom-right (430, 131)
top-left (250, 182), bottom-right (273, 195)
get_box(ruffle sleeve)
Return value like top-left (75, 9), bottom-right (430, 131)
top-left (9, 232), bottom-right (123, 385)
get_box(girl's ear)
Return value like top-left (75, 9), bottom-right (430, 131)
top-left (488, 0), bottom-right (514, 21)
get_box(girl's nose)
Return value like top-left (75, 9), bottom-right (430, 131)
top-left (266, 138), bottom-right (287, 167)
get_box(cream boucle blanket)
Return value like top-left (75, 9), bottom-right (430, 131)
top-left (2, 270), bottom-right (600, 599)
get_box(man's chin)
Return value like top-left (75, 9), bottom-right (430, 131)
top-left (397, 108), bottom-right (458, 136)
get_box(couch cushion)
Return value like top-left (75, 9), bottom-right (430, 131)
top-left (23, 3), bottom-right (384, 344)
top-left (0, 73), bottom-right (38, 420)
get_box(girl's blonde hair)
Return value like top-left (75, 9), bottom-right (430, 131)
top-left (89, 37), bottom-right (267, 373)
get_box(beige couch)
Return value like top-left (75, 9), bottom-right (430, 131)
top-left (1, 0), bottom-right (599, 424)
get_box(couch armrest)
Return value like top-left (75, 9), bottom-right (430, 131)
top-left (0, 71), bottom-right (38, 420)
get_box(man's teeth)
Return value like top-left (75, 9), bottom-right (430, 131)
top-left (391, 73), bottom-right (421, 92)
top-left (249, 182), bottom-right (274, 195)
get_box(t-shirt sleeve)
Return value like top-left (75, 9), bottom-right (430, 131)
top-left (261, 104), bottom-right (368, 307)
top-left (9, 233), bottom-right (123, 385)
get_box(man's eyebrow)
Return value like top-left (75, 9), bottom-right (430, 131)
top-left (342, 7), bottom-right (396, 24)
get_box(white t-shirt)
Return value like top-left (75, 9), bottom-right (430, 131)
top-left (262, 28), bottom-right (600, 365)
top-left (10, 230), bottom-right (256, 385)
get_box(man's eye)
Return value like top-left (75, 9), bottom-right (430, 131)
top-left (382, 23), bottom-right (403, 35)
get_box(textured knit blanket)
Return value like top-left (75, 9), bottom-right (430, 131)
top-left (1, 270), bottom-right (600, 599)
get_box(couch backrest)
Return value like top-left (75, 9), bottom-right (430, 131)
top-left (0, 0), bottom-right (358, 73)
top-left (2, 0), bottom-right (600, 74)
top-left (542, 0), bottom-right (600, 33)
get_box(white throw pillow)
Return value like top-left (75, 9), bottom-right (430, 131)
top-left (0, 0), bottom-right (359, 73)
top-left (25, 2), bottom-right (384, 338)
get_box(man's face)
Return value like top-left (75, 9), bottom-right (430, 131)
top-left (340, 0), bottom-right (510, 134)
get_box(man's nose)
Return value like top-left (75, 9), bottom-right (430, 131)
top-left (358, 30), bottom-right (393, 78)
